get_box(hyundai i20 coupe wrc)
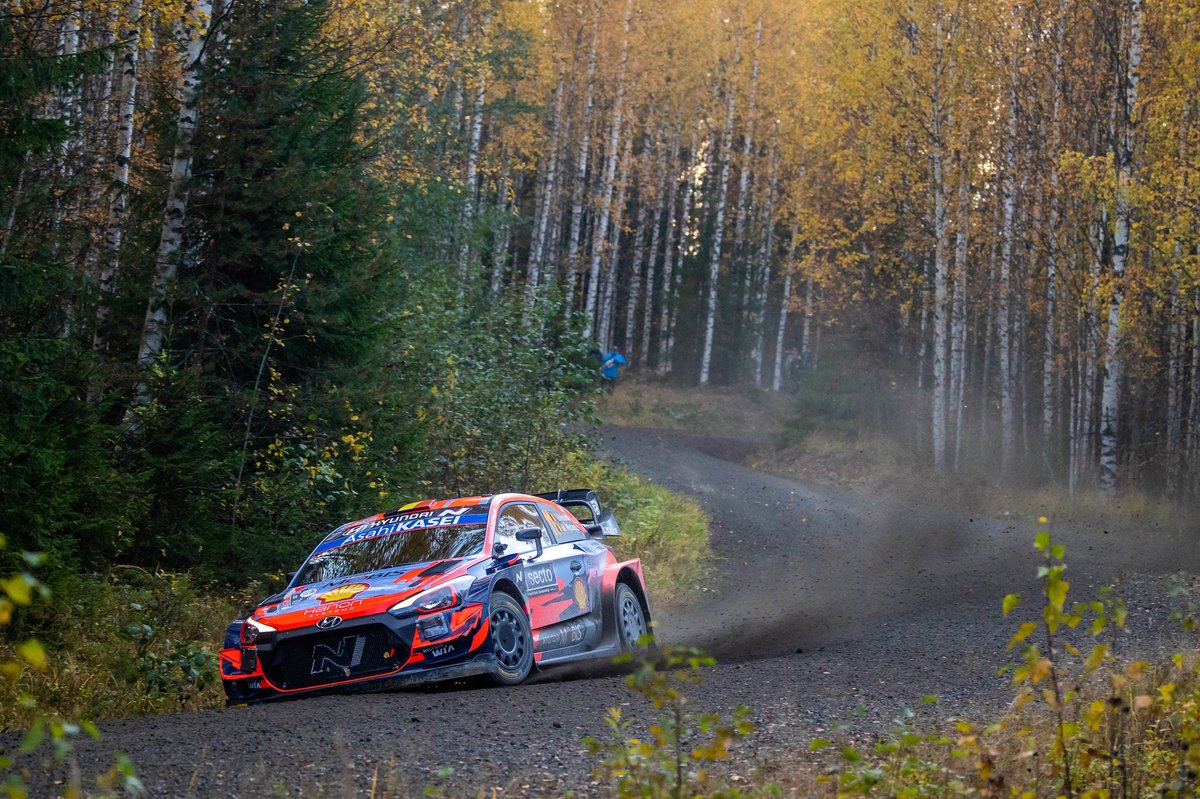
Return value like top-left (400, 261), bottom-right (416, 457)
top-left (220, 490), bottom-right (653, 704)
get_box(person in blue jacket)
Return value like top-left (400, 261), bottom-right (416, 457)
top-left (600, 349), bottom-right (627, 391)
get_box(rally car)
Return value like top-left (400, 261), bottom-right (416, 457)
top-left (220, 490), bottom-right (653, 703)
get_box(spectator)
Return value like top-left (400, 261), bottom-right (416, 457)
top-left (600, 348), bottom-right (627, 391)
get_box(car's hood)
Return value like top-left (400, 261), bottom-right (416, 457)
top-left (253, 559), bottom-right (470, 631)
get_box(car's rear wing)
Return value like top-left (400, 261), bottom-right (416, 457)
top-left (534, 488), bottom-right (622, 537)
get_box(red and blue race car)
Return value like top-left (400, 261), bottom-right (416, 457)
top-left (220, 490), bottom-right (653, 703)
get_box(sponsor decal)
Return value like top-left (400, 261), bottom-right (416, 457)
top-left (537, 619), bottom-right (587, 650)
top-left (318, 582), bottom-right (369, 604)
top-left (316, 615), bottom-right (343, 630)
top-left (299, 587), bottom-right (318, 599)
top-left (310, 634), bottom-right (366, 676)
top-left (572, 576), bottom-right (588, 611)
top-left (315, 508), bottom-right (488, 554)
top-left (303, 599), bottom-right (362, 617)
top-left (523, 564), bottom-right (557, 596)
top-left (428, 643), bottom-right (455, 659)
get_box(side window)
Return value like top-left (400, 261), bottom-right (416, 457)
top-left (494, 503), bottom-right (550, 555)
top-left (545, 506), bottom-right (586, 544)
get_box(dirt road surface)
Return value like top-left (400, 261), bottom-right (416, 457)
top-left (27, 427), bottom-right (1199, 796)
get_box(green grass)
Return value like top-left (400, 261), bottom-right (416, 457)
top-left (595, 379), bottom-right (787, 439)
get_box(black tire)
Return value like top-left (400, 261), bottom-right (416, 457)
top-left (615, 582), bottom-right (652, 655)
top-left (487, 592), bottom-right (533, 686)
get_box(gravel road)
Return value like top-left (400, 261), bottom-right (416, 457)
top-left (28, 427), bottom-right (1200, 797)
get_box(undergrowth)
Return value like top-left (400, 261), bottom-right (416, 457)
top-left (0, 569), bottom-right (257, 730)
top-left (561, 452), bottom-right (711, 604)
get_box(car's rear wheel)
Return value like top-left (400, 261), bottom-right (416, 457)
top-left (487, 592), bottom-right (533, 685)
top-left (615, 583), bottom-right (651, 654)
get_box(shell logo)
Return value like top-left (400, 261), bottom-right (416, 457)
top-left (318, 582), bottom-right (370, 604)
top-left (572, 577), bottom-right (588, 611)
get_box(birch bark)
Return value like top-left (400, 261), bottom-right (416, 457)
top-left (699, 69), bottom-right (737, 386)
top-left (95, 0), bottom-right (144, 351)
top-left (565, 4), bottom-right (601, 310)
top-left (132, 0), bottom-right (216, 405)
top-left (1098, 0), bottom-right (1143, 493)
top-left (584, 0), bottom-right (634, 338)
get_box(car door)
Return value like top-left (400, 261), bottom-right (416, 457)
top-left (494, 501), bottom-right (587, 632)
top-left (538, 502), bottom-right (607, 627)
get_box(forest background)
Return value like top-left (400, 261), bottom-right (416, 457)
top-left (1, 0), bottom-right (1197, 723)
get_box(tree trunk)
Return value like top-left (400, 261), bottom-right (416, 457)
top-left (528, 74), bottom-right (565, 301)
top-left (131, 0), bottom-right (216, 406)
top-left (640, 128), bottom-right (676, 368)
top-left (584, 0), bottom-right (633, 339)
top-left (750, 152), bottom-right (778, 387)
top-left (951, 162), bottom-right (969, 469)
top-left (456, 79), bottom-right (486, 288)
top-left (930, 6), bottom-right (950, 470)
top-left (1098, 0), bottom-right (1143, 494)
top-left (699, 69), bottom-right (737, 386)
top-left (95, 0), bottom-right (145, 352)
top-left (565, 3), bottom-right (601, 311)
top-left (662, 128), bottom-right (701, 375)
top-left (772, 221), bottom-right (800, 392)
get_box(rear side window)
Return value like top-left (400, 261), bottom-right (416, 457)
top-left (543, 505), bottom-right (587, 544)
top-left (495, 503), bottom-right (551, 555)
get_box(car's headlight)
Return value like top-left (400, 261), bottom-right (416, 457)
top-left (389, 576), bottom-right (475, 617)
top-left (240, 616), bottom-right (277, 646)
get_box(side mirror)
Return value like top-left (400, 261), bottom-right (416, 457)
top-left (586, 511), bottom-right (622, 538)
top-left (515, 526), bottom-right (544, 559)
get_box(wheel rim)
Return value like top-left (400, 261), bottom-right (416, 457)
top-left (619, 591), bottom-right (647, 647)
top-left (490, 606), bottom-right (528, 673)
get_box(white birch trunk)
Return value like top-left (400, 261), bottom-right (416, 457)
top-left (584, 0), bottom-right (633, 338)
top-left (951, 166), bottom-right (969, 469)
top-left (731, 17), bottom-right (762, 327)
top-left (662, 129), bottom-right (702, 374)
top-left (997, 80), bottom-right (1019, 468)
top-left (1098, 0), bottom-right (1143, 493)
top-left (528, 74), bottom-right (565, 299)
top-left (640, 130), bottom-right (675, 368)
top-left (456, 79), bottom-right (486, 287)
top-left (95, 0), bottom-right (145, 351)
top-left (565, 4), bottom-right (601, 310)
top-left (699, 75), bottom-right (737, 386)
top-left (930, 7), bottom-right (950, 470)
top-left (772, 221), bottom-right (800, 392)
top-left (750, 154), bottom-right (778, 387)
top-left (132, 0), bottom-right (215, 403)
top-left (599, 129), bottom-right (633, 351)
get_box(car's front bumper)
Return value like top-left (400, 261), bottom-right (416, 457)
top-left (221, 604), bottom-right (490, 704)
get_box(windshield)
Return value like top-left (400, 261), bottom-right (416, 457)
top-left (295, 506), bottom-right (489, 585)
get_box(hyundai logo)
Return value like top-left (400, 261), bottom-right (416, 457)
top-left (316, 615), bottom-right (343, 630)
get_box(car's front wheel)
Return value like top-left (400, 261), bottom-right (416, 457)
top-left (487, 592), bottom-right (533, 685)
top-left (615, 582), bottom-right (651, 654)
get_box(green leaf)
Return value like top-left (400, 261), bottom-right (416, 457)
top-left (19, 718), bottom-right (44, 754)
top-left (809, 738), bottom-right (830, 751)
top-left (1008, 622), bottom-right (1039, 650)
top-left (1050, 544), bottom-right (1065, 561)
top-left (17, 639), bottom-right (46, 671)
top-left (1, 575), bottom-right (33, 605)
top-left (1034, 532), bottom-right (1051, 552)
top-left (1002, 594), bottom-right (1021, 616)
